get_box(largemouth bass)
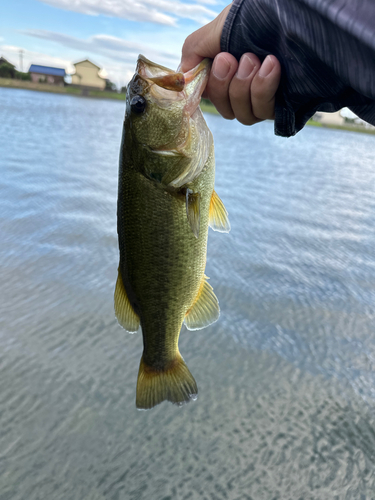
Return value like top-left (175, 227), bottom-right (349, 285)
top-left (115, 55), bottom-right (230, 410)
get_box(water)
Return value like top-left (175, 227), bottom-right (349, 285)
top-left (1, 87), bottom-right (375, 499)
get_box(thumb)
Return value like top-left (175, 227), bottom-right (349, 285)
top-left (180, 5), bottom-right (231, 73)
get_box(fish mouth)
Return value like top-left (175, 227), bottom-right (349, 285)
top-left (181, 58), bottom-right (211, 87)
top-left (134, 55), bottom-right (213, 189)
top-left (182, 58), bottom-right (211, 117)
top-left (136, 54), bottom-right (211, 116)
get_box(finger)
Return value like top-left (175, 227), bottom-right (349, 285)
top-left (180, 5), bottom-right (231, 73)
top-left (180, 29), bottom-right (214, 73)
top-left (228, 53), bottom-right (262, 125)
top-left (206, 53), bottom-right (238, 120)
top-left (251, 55), bottom-right (281, 120)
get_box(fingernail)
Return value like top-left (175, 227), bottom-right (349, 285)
top-left (213, 55), bottom-right (231, 80)
top-left (259, 56), bottom-right (274, 78)
top-left (237, 54), bottom-right (255, 79)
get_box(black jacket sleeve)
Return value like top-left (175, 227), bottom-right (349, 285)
top-left (221, 0), bottom-right (375, 136)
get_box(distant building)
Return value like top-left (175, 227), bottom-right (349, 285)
top-left (313, 110), bottom-right (345, 126)
top-left (313, 109), bottom-right (375, 129)
top-left (29, 64), bottom-right (66, 86)
top-left (354, 117), bottom-right (375, 129)
top-left (71, 59), bottom-right (105, 90)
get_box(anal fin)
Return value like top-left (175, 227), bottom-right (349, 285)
top-left (114, 268), bottom-right (140, 333)
top-left (184, 275), bottom-right (220, 330)
top-left (209, 190), bottom-right (231, 233)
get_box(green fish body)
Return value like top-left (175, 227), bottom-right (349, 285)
top-left (115, 56), bottom-right (230, 409)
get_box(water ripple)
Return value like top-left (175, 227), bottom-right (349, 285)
top-left (1, 88), bottom-right (375, 498)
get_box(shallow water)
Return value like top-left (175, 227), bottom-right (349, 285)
top-left (1, 87), bottom-right (375, 499)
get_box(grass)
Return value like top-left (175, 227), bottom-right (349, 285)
top-left (200, 105), bottom-right (375, 136)
top-left (307, 119), bottom-right (375, 135)
top-left (200, 100), bottom-right (219, 115)
top-left (0, 77), bottom-right (125, 100)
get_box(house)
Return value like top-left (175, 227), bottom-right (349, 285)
top-left (71, 59), bottom-right (105, 90)
top-left (29, 64), bottom-right (66, 86)
top-left (313, 110), bottom-right (345, 126)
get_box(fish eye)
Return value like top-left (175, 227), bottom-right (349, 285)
top-left (130, 95), bottom-right (147, 114)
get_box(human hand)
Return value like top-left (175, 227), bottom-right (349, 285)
top-left (180, 5), bottom-right (281, 125)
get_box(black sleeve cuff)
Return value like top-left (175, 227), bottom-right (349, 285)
top-left (220, 0), bottom-right (375, 137)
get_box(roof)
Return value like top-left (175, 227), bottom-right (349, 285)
top-left (29, 64), bottom-right (66, 77)
top-left (73, 59), bottom-right (101, 70)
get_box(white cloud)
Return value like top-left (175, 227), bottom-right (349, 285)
top-left (38, 0), bottom-right (217, 25)
top-left (15, 28), bottom-right (185, 87)
top-left (23, 29), bottom-right (180, 68)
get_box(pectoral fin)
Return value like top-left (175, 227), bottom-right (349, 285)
top-left (184, 275), bottom-right (220, 330)
top-left (186, 189), bottom-right (200, 239)
top-left (209, 190), bottom-right (231, 233)
top-left (114, 269), bottom-right (140, 333)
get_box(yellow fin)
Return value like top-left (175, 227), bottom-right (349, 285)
top-left (136, 353), bottom-right (198, 410)
top-left (114, 268), bottom-right (140, 333)
top-left (209, 190), bottom-right (231, 233)
top-left (186, 188), bottom-right (200, 239)
top-left (184, 275), bottom-right (220, 330)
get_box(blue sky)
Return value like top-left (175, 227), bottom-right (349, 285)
top-left (0, 0), bottom-right (226, 86)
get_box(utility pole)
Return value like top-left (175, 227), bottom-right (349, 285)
top-left (19, 49), bottom-right (24, 72)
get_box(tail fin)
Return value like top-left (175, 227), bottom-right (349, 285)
top-left (136, 353), bottom-right (198, 410)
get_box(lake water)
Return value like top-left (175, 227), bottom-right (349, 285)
top-left (1, 87), bottom-right (375, 499)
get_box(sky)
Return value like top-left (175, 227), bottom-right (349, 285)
top-left (0, 0), bottom-right (227, 87)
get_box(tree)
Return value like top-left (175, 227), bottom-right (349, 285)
top-left (0, 61), bottom-right (30, 80)
top-left (105, 79), bottom-right (117, 92)
top-left (15, 71), bottom-right (31, 81)
top-left (0, 62), bottom-right (15, 79)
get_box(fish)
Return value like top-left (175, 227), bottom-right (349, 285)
top-left (115, 55), bottom-right (230, 410)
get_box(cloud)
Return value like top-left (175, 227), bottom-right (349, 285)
top-left (23, 29), bottom-right (180, 68)
top-left (38, 0), bottom-right (217, 25)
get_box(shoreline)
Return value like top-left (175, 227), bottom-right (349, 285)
top-left (0, 77), bottom-right (125, 100)
top-left (304, 119), bottom-right (375, 135)
top-left (1, 78), bottom-right (374, 135)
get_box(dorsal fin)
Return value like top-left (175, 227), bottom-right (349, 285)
top-left (209, 190), bottom-right (231, 233)
top-left (114, 269), bottom-right (140, 333)
top-left (184, 275), bottom-right (220, 330)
